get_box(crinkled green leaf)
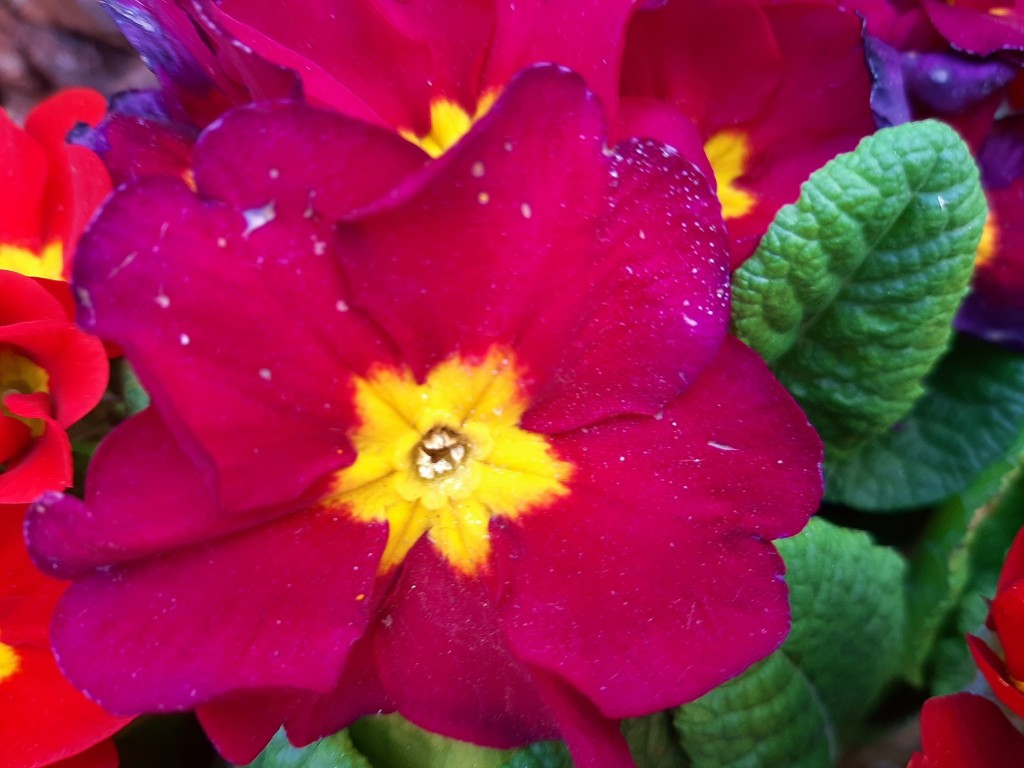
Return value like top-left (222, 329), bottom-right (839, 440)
top-left (246, 716), bottom-right (572, 768)
top-left (825, 336), bottom-right (1024, 510)
top-left (674, 652), bottom-right (833, 768)
top-left (246, 728), bottom-right (372, 768)
top-left (623, 713), bottom-right (689, 768)
top-left (674, 519), bottom-right (906, 768)
top-left (732, 120), bottom-right (985, 457)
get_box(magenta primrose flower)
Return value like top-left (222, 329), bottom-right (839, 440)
top-left (27, 67), bottom-right (822, 767)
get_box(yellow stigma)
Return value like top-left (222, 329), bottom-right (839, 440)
top-left (322, 346), bottom-right (573, 575)
top-left (0, 641), bottom-right (20, 683)
top-left (0, 347), bottom-right (50, 438)
top-left (400, 91), bottom-right (499, 158)
top-left (704, 129), bottom-right (757, 220)
top-left (976, 210), bottom-right (998, 268)
top-left (0, 241), bottom-right (65, 281)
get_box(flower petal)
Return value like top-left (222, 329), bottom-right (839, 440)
top-left (73, 177), bottom-right (392, 512)
top-left (911, 693), bottom-right (1024, 767)
top-left (29, 410), bottom-right (250, 579)
top-left (341, 65), bottom-right (728, 430)
top-left (48, 508), bottom-right (386, 713)
top-left (372, 540), bottom-right (559, 748)
top-left (494, 337), bottom-right (822, 716)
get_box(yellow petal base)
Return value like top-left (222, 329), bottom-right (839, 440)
top-left (322, 347), bottom-right (572, 575)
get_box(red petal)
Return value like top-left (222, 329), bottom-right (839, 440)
top-left (193, 100), bottom-right (427, 219)
top-left (0, 646), bottom-right (127, 768)
top-left (73, 178), bottom-right (394, 512)
top-left (0, 418), bottom-right (71, 504)
top-left (494, 337), bottom-right (822, 716)
top-left (913, 693), bottom-right (1024, 767)
top-left (343, 65), bottom-right (728, 430)
top-left (483, 0), bottom-right (639, 129)
top-left (211, 0), bottom-right (494, 131)
top-left (997, 527), bottom-right (1024, 594)
top-left (0, 270), bottom-right (68, 325)
top-left (0, 109), bottom-right (46, 251)
top-left (527, 668), bottom-right (635, 768)
top-left (28, 411), bottom-right (262, 579)
top-left (372, 541), bottom-right (559, 748)
top-left (967, 634), bottom-right (1024, 719)
top-left (49, 740), bottom-right (119, 768)
top-left (48, 507), bottom-right (385, 713)
top-left (25, 88), bottom-right (111, 265)
top-left (196, 690), bottom-right (293, 765)
top-left (0, 319), bottom-right (108, 426)
top-left (990, 582), bottom-right (1024, 690)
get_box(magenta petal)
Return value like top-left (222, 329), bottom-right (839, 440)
top-left (483, 0), bottom-right (638, 128)
top-left (527, 668), bottom-right (635, 768)
top-left (48, 508), bottom-right (386, 713)
top-left (494, 337), bottom-right (822, 716)
top-left (342, 65), bottom-right (728, 428)
top-left (373, 541), bottom-right (559, 749)
top-left (194, 100), bottom-right (427, 218)
top-left (284, 632), bottom-right (395, 746)
top-left (73, 178), bottom-right (394, 511)
top-left (28, 410), bottom-right (245, 578)
top-left (211, 0), bottom-right (494, 132)
top-left (196, 690), bottom-right (294, 764)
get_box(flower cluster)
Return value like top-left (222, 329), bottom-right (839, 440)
top-left (0, 91), bottom-right (123, 767)
top-left (11, 1), bottom-right (841, 766)
top-left (11, 0), bottom-right (1024, 766)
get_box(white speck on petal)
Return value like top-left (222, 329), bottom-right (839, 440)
top-left (520, 202), bottom-right (532, 219)
top-left (259, 368), bottom-right (273, 381)
top-left (242, 201), bottom-right (276, 236)
top-left (269, 168), bottom-right (280, 179)
top-left (708, 441), bottom-right (738, 452)
top-left (180, 333), bottom-right (191, 346)
top-left (155, 294), bottom-right (170, 308)
top-left (503, 141), bottom-right (514, 152)
top-left (478, 191), bottom-right (490, 205)
top-left (336, 300), bottom-right (349, 312)
top-left (217, 237), bottom-right (228, 248)
top-left (639, 229), bottom-right (646, 240)
top-left (471, 161), bottom-right (485, 178)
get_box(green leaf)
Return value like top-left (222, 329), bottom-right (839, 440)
top-left (246, 728), bottom-right (372, 768)
top-left (732, 120), bottom-right (985, 457)
top-left (247, 717), bottom-right (572, 768)
top-left (623, 713), bottom-right (689, 768)
top-left (674, 519), bottom-right (906, 768)
top-left (116, 358), bottom-right (151, 416)
top-left (674, 652), bottom-right (833, 768)
top-left (825, 336), bottom-right (1024, 510)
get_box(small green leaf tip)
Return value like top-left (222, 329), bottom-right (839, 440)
top-left (732, 119), bottom-right (986, 457)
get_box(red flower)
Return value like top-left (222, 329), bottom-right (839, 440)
top-left (0, 272), bottom-right (108, 504)
top-left (85, 0), bottom-right (641, 184)
top-left (619, 0), bottom-right (875, 265)
top-left (0, 89), bottom-right (111, 282)
top-left (28, 68), bottom-right (822, 768)
top-left (0, 507), bottom-right (128, 768)
top-left (968, 527), bottom-right (1024, 717)
top-left (909, 693), bottom-right (1024, 768)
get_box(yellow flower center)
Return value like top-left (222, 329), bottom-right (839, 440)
top-left (400, 91), bottom-right (499, 158)
top-left (322, 346), bottom-right (573, 575)
top-left (0, 241), bottom-right (65, 281)
top-left (704, 129), bottom-right (757, 220)
top-left (0, 347), bottom-right (49, 439)
top-left (0, 640), bottom-right (20, 683)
